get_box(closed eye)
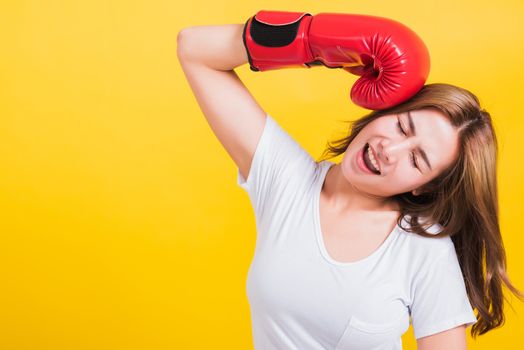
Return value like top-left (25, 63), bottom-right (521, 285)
top-left (396, 119), bottom-right (420, 170)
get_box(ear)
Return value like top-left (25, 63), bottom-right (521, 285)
top-left (412, 185), bottom-right (434, 196)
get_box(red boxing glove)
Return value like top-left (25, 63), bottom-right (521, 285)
top-left (242, 10), bottom-right (431, 110)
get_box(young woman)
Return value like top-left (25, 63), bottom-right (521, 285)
top-left (177, 11), bottom-right (523, 350)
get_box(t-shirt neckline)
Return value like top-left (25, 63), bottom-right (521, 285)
top-left (313, 161), bottom-right (399, 268)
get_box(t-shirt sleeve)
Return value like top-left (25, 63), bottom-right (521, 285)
top-left (236, 113), bottom-right (317, 222)
top-left (410, 245), bottom-right (478, 339)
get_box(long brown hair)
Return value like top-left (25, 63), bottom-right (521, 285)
top-left (316, 83), bottom-right (524, 338)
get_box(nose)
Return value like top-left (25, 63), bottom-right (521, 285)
top-left (378, 138), bottom-right (411, 164)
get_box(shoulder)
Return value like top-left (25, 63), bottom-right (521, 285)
top-left (396, 215), bottom-right (455, 258)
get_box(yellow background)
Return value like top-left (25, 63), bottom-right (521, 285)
top-left (1, 0), bottom-right (523, 348)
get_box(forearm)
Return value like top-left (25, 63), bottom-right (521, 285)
top-left (177, 24), bottom-right (249, 71)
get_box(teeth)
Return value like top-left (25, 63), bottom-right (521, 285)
top-left (367, 145), bottom-right (380, 172)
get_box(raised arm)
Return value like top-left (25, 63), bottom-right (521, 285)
top-left (177, 24), bottom-right (267, 181)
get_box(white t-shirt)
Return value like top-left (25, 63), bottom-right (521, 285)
top-left (236, 114), bottom-right (477, 350)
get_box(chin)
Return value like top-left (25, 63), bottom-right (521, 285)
top-left (340, 157), bottom-right (353, 182)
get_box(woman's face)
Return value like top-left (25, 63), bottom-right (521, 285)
top-left (340, 108), bottom-right (460, 197)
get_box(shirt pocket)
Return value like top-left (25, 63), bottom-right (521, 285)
top-left (335, 308), bottom-right (410, 350)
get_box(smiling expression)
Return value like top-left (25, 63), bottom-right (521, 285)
top-left (339, 108), bottom-right (460, 197)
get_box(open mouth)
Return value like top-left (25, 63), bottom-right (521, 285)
top-left (363, 143), bottom-right (381, 175)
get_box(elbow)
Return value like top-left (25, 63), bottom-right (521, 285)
top-left (176, 27), bottom-right (193, 60)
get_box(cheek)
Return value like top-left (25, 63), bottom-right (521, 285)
top-left (386, 166), bottom-right (424, 189)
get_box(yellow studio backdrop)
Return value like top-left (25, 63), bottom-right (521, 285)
top-left (1, 0), bottom-right (523, 349)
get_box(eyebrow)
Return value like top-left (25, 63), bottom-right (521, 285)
top-left (407, 111), bottom-right (433, 171)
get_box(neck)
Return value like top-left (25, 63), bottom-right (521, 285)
top-left (322, 163), bottom-right (400, 214)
